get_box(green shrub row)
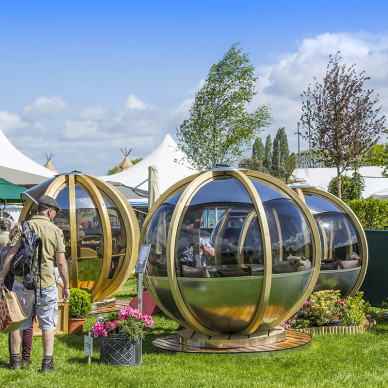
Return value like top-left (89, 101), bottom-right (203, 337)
top-left (347, 198), bottom-right (388, 230)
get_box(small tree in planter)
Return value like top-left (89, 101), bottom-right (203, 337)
top-left (68, 288), bottom-right (92, 334)
top-left (92, 305), bottom-right (154, 366)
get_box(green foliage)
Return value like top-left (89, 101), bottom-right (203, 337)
top-left (362, 143), bottom-right (388, 167)
top-left (252, 137), bottom-right (265, 160)
top-left (271, 127), bottom-right (290, 176)
top-left (107, 165), bottom-right (119, 175)
top-left (68, 288), bottom-right (92, 318)
top-left (309, 290), bottom-right (345, 326)
top-left (107, 158), bottom-right (142, 175)
top-left (102, 312), bottom-right (145, 341)
top-left (238, 156), bottom-right (269, 173)
top-left (301, 53), bottom-right (386, 199)
top-left (342, 292), bottom-right (367, 326)
top-left (115, 317), bottom-right (145, 341)
top-left (328, 172), bottom-right (365, 202)
top-left (177, 42), bottom-right (272, 170)
top-left (264, 135), bottom-right (272, 171)
top-left (347, 198), bottom-right (388, 230)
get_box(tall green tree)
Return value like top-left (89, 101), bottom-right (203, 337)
top-left (301, 53), bottom-right (386, 199)
top-left (239, 136), bottom-right (268, 172)
top-left (271, 127), bottom-right (290, 177)
top-left (177, 43), bottom-right (272, 170)
top-left (264, 135), bottom-right (272, 171)
top-left (252, 137), bottom-right (265, 160)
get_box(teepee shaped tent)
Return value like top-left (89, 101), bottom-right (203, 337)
top-left (44, 153), bottom-right (58, 173)
top-left (115, 148), bottom-right (133, 174)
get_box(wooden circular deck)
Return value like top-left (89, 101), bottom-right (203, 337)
top-left (152, 330), bottom-right (312, 354)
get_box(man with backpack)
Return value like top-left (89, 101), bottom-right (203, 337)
top-left (0, 195), bottom-right (70, 372)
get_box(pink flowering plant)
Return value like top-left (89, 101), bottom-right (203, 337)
top-left (281, 290), bottom-right (362, 329)
top-left (92, 305), bottom-right (155, 341)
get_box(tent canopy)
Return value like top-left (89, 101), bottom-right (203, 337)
top-left (100, 134), bottom-right (197, 194)
top-left (0, 130), bottom-right (55, 185)
top-left (0, 178), bottom-right (25, 201)
top-left (292, 166), bottom-right (388, 198)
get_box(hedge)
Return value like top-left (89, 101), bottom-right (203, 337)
top-left (347, 198), bottom-right (388, 230)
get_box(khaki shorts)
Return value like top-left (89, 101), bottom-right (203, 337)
top-left (13, 280), bottom-right (58, 331)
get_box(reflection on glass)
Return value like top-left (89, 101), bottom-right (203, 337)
top-left (305, 195), bottom-right (361, 270)
top-left (263, 199), bottom-right (312, 274)
top-left (101, 192), bottom-right (127, 280)
top-left (74, 185), bottom-right (102, 286)
top-left (146, 204), bottom-right (176, 277)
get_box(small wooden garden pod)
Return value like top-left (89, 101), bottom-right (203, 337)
top-left (140, 169), bottom-right (322, 336)
top-left (20, 173), bottom-right (139, 302)
top-left (291, 186), bottom-right (368, 297)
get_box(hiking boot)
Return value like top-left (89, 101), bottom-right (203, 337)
top-left (10, 356), bottom-right (22, 370)
top-left (22, 359), bottom-right (32, 366)
top-left (41, 358), bottom-right (54, 373)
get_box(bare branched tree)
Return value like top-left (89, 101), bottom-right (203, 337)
top-left (300, 53), bottom-right (386, 198)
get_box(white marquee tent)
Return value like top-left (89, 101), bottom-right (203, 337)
top-left (292, 166), bottom-right (388, 198)
top-left (99, 134), bottom-right (197, 195)
top-left (0, 130), bottom-right (55, 185)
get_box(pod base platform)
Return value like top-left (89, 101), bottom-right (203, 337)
top-left (152, 328), bottom-right (311, 354)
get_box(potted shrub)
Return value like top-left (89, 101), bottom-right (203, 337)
top-left (68, 288), bottom-right (92, 334)
top-left (92, 305), bottom-right (154, 366)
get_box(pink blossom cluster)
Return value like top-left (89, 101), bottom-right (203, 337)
top-left (93, 322), bottom-right (107, 338)
top-left (118, 305), bottom-right (155, 328)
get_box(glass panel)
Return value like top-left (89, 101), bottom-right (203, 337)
top-left (21, 177), bottom-right (57, 203)
top-left (99, 190), bottom-right (127, 280)
top-left (146, 204), bottom-right (175, 278)
top-left (261, 198), bottom-right (313, 326)
top-left (74, 185), bottom-right (103, 286)
top-left (263, 199), bottom-right (313, 272)
top-left (145, 203), bottom-right (184, 321)
top-left (251, 180), bottom-right (284, 202)
top-left (304, 194), bottom-right (362, 297)
top-left (304, 194), bottom-right (340, 214)
top-left (174, 178), bottom-right (263, 332)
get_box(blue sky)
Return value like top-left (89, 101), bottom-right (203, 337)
top-left (1, 0), bottom-right (388, 175)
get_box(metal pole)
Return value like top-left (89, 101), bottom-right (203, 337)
top-left (308, 123), bottom-right (312, 168)
top-left (278, 138), bottom-right (281, 177)
top-left (297, 122), bottom-right (301, 169)
top-left (138, 273), bottom-right (143, 313)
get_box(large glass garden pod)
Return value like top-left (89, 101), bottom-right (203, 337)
top-left (291, 186), bottom-right (368, 297)
top-left (140, 169), bottom-right (321, 336)
top-left (20, 173), bottom-right (140, 302)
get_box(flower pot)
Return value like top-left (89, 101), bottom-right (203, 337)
top-left (325, 319), bottom-right (342, 327)
top-left (100, 334), bottom-right (142, 366)
top-left (68, 318), bottom-right (86, 334)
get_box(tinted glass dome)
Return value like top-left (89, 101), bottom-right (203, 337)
top-left (143, 169), bottom-right (321, 336)
top-left (292, 186), bottom-right (368, 297)
top-left (20, 173), bottom-right (139, 302)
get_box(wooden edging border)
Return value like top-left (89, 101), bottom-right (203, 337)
top-left (293, 325), bottom-right (367, 335)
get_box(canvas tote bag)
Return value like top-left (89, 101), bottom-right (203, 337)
top-left (0, 287), bottom-right (27, 333)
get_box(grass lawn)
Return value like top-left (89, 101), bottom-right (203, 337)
top-left (0, 276), bottom-right (387, 388)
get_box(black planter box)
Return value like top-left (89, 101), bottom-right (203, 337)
top-left (100, 334), bottom-right (142, 366)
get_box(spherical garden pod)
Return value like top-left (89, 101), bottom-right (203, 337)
top-left (20, 173), bottom-right (139, 302)
top-left (291, 186), bottom-right (368, 297)
top-left (141, 169), bottom-right (321, 336)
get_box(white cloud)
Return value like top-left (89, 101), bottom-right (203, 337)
top-left (77, 106), bottom-right (109, 121)
top-left (125, 95), bottom-right (150, 110)
top-left (4, 31), bottom-right (388, 175)
top-left (0, 111), bottom-right (26, 131)
top-left (254, 32), bottom-right (388, 153)
top-left (62, 120), bottom-right (99, 139)
top-left (22, 96), bottom-right (67, 121)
